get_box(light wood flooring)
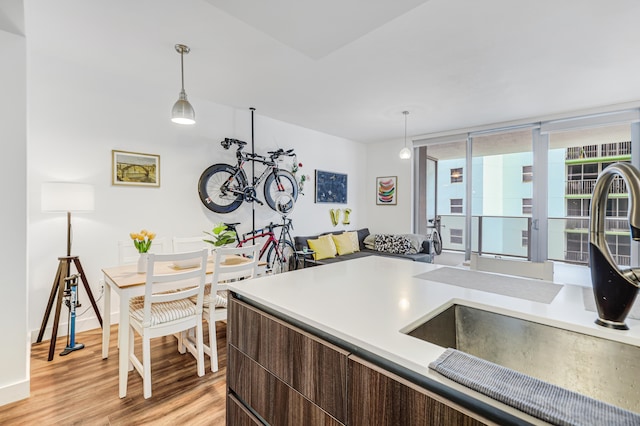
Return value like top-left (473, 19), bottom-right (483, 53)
top-left (0, 323), bottom-right (228, 425)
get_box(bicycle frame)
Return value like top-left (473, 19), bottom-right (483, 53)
top-left (235, 228), bottom-right (278, 261)
top-left (225, 218), bottom-right (297, 272)
top-left (222, 141), bottom-right (290, 198)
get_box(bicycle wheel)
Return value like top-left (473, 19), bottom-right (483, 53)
top-left (198, 164), bottom-right (247, 213)
top-left (432, 231), bottom-right (443, 255)
top-left (263, 170), bottom-right (298, 213)
top-left (266, 240), bottom-right (297, 274)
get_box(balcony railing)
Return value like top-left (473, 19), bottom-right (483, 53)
top-left (566, 177), bottom-right (627, 195)
top-left (564, 217), bottom-right (629, 232)
top-left (437, 214), bottom-right (631, 266)
top-left (565, 141), bottom-right (631, 160)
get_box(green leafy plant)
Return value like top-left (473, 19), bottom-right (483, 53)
top-left (203, 223), bottom-right (237, 247)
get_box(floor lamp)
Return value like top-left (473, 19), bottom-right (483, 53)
top-left (37, 182), bottom-right (103, 361)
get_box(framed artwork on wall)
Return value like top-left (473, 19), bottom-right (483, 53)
top-left (315, 170), bottom-right (347, 204)
top-left (112, 150), bottom-right (160, 187)
top-left (376, 176), bottom-right (397, 205)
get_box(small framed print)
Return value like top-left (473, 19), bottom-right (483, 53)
top-left (112, 150), bottom-right (160, 187)
top-left (376, 176), bottom-right (397, 205)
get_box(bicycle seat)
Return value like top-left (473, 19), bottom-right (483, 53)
top-left (267, 149), bottom-right (284, 157)
top-left (224, 222), bottom-right (241, 230)
top-left (220, 138), bottom-right (247, 149)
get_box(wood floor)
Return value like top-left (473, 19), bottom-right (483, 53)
top-left (0, 323), bottom-right (228, 425)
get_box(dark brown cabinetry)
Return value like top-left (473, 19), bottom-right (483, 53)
top-left (227, 295), bottom-right (494, 425)
top-left (228, 296), bottom-right (347, 425)
top-left (348, 356), bottom-right (490, 426)
top-left (227, 393), bottom-right (262, 425)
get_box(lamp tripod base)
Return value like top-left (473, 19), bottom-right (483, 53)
top-left (36, 256), bottom-right (103, 361)
top-left (60, 343), bottom-right (85, 356)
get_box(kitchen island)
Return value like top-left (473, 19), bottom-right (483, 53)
top-left (226, 256), bottom-right (640, 425)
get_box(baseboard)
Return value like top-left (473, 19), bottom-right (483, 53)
top-left (0, 379), bottom-right (29, 406)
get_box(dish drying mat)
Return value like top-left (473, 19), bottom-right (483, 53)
top-left (429, 348), bottom-right (640, 426)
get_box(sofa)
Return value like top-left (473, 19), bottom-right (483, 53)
top-left (293, 228), bottom-right (433, 266)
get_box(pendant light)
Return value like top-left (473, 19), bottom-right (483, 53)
top-left (398, 110), bottom-right (412, 159)
top-left (171, 44), bottom-right (196, 125)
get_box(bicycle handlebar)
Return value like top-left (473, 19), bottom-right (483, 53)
top-left (266, 148), bottom-right (295, 160)
top-left (222, 138), bottom-right (296, 162)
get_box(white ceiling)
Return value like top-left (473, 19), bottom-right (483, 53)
top-left (19, 0), bottom-right (640, 143)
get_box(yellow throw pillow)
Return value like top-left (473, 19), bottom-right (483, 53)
top-left (332, 233), bottom-right (355, 256)
top-left (307, 234), bottom-right (337, 260)
top-left (345, 231), bottom-right (360, 253)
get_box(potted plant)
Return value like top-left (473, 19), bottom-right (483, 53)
top-left (203, 223), bottom-right (237, 253)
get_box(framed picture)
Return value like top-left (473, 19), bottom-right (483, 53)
top-left (376, 176), bottom-right (397, 205)
top-left (112, 150), bottom-right (160, 187)
top-left (315, 170), bottom-right (347, 204)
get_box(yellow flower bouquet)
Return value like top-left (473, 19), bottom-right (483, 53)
top-left (130, 229), bottom-right (156, 253)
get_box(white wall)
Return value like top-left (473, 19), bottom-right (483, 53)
top-left (366, 139), bottom-right (414, 234)
top-left (26, 38), bottom-right (368, 344)
top-left (0, 29), bottom-right (29, 405)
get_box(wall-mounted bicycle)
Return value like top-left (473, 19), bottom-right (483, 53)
top-left (198, 138), bottom-right (298, 214)
top-left (224, 217), bottom-right (298, 274)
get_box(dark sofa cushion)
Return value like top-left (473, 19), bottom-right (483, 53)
top-left (356, 228), bottom-right (370, 250)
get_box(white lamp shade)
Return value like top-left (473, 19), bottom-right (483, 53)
top-left (399, 147), bottom-right (412, 159)
top-left (42, 182), bottom-right (95, 212)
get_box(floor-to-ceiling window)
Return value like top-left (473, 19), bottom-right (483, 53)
top-left (414, 108), bottom-right (639, 266)
top-left (470, 129), bottom-right (533, 258)
top-left (414, 140), bottom-right (467, 251)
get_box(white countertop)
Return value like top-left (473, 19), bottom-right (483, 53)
top-left (228, 256), bottom-right (640, 424)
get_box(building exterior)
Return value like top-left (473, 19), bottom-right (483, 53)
top-left (561, 141), bottom-right (631, 266)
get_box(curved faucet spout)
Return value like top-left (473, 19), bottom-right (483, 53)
top-left (589, 162), bottom-right (640, 330)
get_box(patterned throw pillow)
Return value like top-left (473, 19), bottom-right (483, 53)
top-left (374, 234), bottom-right (416, 255)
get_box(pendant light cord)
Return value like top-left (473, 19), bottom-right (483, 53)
top-left (404, 112), bottom-right (407, 148)
top-left (403, 110), bottom-right (409, 148)
top-left (180, 50), bottom-right (185, 91)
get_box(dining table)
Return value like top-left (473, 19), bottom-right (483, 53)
top-left (101, 255), bottom-right (259, 398)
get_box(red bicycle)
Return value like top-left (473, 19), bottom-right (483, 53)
top-left (225, 218), bottom-right (298, 274)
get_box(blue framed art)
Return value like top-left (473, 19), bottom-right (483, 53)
top-left (315, 170), bottom-right (347, 204)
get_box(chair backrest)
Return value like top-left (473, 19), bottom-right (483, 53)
top-left (212, 245), bottom-right (260, 287)
top-left (141, 249), bottom-right (209, 327)
top-left (172, 236), bottom-right (209, 253)
top-left (118, 237), bottom-right (170, 265)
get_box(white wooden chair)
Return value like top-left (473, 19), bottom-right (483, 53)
top-left (127, 249), bottom-right (208, 399)
top-left (200, 245), bottom-right (259, 372)
top-left (172, 236), bottom-right (209, 253)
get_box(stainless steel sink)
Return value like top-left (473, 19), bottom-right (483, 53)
top-left (404, 304), bottom-right (640, 413)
